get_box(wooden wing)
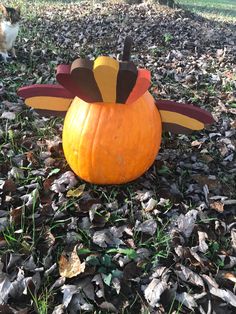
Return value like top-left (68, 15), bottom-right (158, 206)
top-left (17, 84), bottom-right (74, 117)
top-left (156, 100), bottom-right (214, 134)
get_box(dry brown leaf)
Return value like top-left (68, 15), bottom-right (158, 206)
top-left (231, 229), bottom-right (236, 251)
top-left (10, 206), bottom-right (23, 225)
top-left (136, 219), bottom-right (157, 236)
top-left (92, 274), bottom-right (105, 298)
top-left (66, 184), bottom-right (86, 198)
top-left (177, 209), bottom-right (198, 239)
top-left (46, 140), bottom-right (63, 157)
top-left (144, 278), bottom-right (168, 307)
top-left (203, 274), bottom-right (236, 307)
top-left (51, 171), bottom-right (78, 193)
top-left (175, 264), bottom-right (205, 288)
top-left (0, 179), bottom-right (16, 192)
top-left (198, 231), bottom-right (209, 253)
top-left (142, 198), bottom-right (158, 212)
top-left (92, 229), bottom-right (124, 248)
top-left (210, 201), bottom-right (224, 212)
top-left (98, 301), bottom-right (118, 313)
top-left (0, 305), bottom-right (14, 314)
top-left (59, 246), bottom-right (85, 278)
top-left (223, 272), bottom-right (236, 283)
top-left (218, 255), bottom-right (236, 269)
top-left (192, 174), bottom-right (219, 190)
top-left (25, 151), bottom-right (39, 167)
top-left (1, 111), bottom-right (16, 120)
top-left (52, 304), bottom-right (65, 314)
top-left (191, 140), bottom-right (203, 147)
top-left (175, 292), bottom-right (197, 310)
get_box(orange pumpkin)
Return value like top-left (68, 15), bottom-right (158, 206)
top-left (18, 37), bottom-right (214, 185)
top-left (62, 92), bottom-right (161, 184)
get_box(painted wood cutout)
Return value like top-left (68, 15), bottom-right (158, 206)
top-left (126, 69), bottom-right (151, 104)
top-left (70, 58), bottom-right (103, 103)
top-left (17, 36), bottom-right (215, 185)
top-left (93, 56), bottom-right (119, 103)
top-left (116, 61), bottom-right (137, 104)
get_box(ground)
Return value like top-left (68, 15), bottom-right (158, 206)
top-left (0, 1), bottom-right (236, 313)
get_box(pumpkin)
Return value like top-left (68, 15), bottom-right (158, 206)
top-left (62, 92), bottom-right (161, 184)
top-left (17, 37), bottom-right (214, 185)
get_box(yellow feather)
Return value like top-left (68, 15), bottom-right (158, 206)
top-left (93, 56), bottom-right (119, 103)
top-left (159, 110), bottom-right (204, 130)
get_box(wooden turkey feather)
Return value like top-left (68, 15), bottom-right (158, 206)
top-left (18, 37), bottom-right (214, 184)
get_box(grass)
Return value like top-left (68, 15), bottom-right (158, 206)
top-left (178, 0), bottom-right (236, 22)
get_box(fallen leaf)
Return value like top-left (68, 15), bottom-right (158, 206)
top-left (175, 292), bottom-right (197, 310)
top-left (0, 217), bottom-right (9, 232)
top-left (1, 112), bottom-right (16, 120)
top-left (61, 285), bottom-right (77, 308)
top-left (68, 293), bottom-right (94, 312)
top-left (23, 255), bottom-right (37, 271)
top-left (223, 199), bottom-right (236, 205)
top-left (175, 264), bottom-right (205, 288)
top-left (203, 274), bottom-right (236, 307)
top-left (59, 246), bottom-right (85, 278)
top-left (223, 272), bottom-right (236, 284)
top-left (112, 277), bottom-right (121, 294)
top-left (92, 229), bottom-right (124, 248)
top-left (52, 304), bottom-right (65, 314)
top-left (10, 206), bottom-right (23, 225)
top-left (191, 140), bottom-right (204, 147)
top-left (66, 184), bottom-right (86, 198)
top-left (51, 171), bottom-right (78, 193)
top-left (50, 277), bottom-right (66, 291)
top-left (198, 231), bottom-right (209, 253)
top-left (0, 305), bottom-right (14, 314)
top-left (135, 190), bottom-right (153, 202)
top-left (176, 209), bottom-right (198, 239)
top-left (98, 301), bottom-right (118, 313)
top-left (231, 229), bottom-right (236, 251)
top-left (0, 262), bottom-right (11, 304)
top-left (136, 219), bottom-right (157, 236)
top-left (47, 168), bottom-right (61, 178)
top-left (218, 255), bottom-right (236, 269)
top-left (25, 151), bottom-right (39, 167)
top-left (46, 140), bottom-right (63, 157)
top-left (92, 274), bottom-right (105, 298)
top-left (144, 278), bottom-right (167, 307)
top-left (192, 174), bottom-right (219, 190)
top-left (210, 201), bottom-right (224, 212)
top-left (9, 167), bottom-right (24, 179)
top-left (0, 179), bottom-right (16, 192)
top-left (142, 198), bottom-right (158, 212)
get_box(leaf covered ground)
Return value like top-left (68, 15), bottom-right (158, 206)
top-left (0, 1), bottom-right (236, 313)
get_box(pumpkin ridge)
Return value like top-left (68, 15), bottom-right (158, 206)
top-left (63, 99), bottom-right (80, 176)
top-left (127, 100), bottom-right (142, 176)
top-left (90, 104), bottom-right (104, 183)
top-left (62, 102), bottom-right (75, 173)
top-left (72, 102), bottom-right (84, 177)
top-left (135, 96), bottom-right (152, 174)
top-left (77, 104), bottom-right (92, 178)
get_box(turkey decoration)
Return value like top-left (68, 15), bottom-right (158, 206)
top-left (18, 37), bottom-right (214, 185)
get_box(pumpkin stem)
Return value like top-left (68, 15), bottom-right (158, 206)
top-left (122, 36), bottom-right (133, 62)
